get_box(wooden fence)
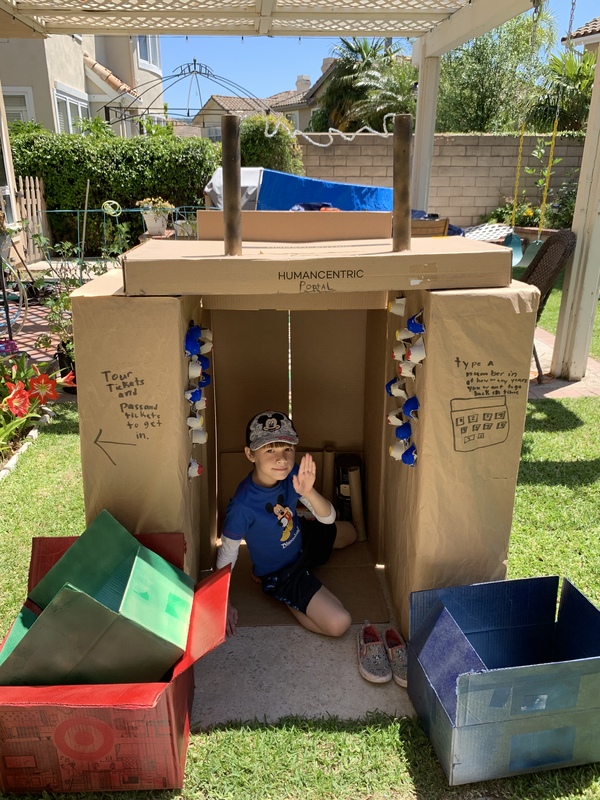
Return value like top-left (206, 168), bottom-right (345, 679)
top-left (15, 175), bottom-right (48, 263)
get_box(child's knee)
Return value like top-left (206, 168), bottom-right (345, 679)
top-left (325, 608), bottom-right (352, 637)
top-left (335, 521), bottom-right (358, 548)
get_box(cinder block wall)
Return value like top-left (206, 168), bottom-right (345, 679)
top-left (299, 133), bottom-right (584, 228)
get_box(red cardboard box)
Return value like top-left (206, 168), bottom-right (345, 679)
top-left (0, 534), bottom-right (229, 794)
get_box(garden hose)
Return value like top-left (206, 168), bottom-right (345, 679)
top-left (102, 200), bottom-right (122, 218)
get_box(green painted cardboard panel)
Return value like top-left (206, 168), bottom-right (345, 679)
top-left (121, 547), bottom-right (194, 649)
top-left (29, 510), bottom-right (138, 609)
top-left (0, 585), bottom-right (184, 685)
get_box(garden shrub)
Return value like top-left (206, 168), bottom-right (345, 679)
top-left (10, 127), bottom-right (221, 253)
top-left (240, 114), bottom-right (304, 176)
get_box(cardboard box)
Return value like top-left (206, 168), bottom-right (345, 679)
top-left (120, 235), bottom-right (511, 297)
top-left (0, 512), bottom-right (195, 686)
top-left (197, 209), bottom-right (393, 241)
top-left (408, 577), bottom-right (600, 785)
top-left (0, 534), bottom-right (229, 794)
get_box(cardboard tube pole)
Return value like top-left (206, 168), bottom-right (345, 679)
top-left (322, 447), bottom-right (335, 503)
top-left (392, 114), bottom-right (412, 253)
top-left (221, 114), bottom-right (242, 256)
top-left (348, 466), bottom-right (367, 541)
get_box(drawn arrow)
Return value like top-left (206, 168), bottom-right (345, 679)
top-left (94, 429), bottom-right (137, 466)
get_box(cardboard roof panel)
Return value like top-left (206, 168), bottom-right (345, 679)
top-left (121, 236), bottom-right (511, 297)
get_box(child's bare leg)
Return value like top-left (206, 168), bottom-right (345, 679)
top-left (287, 585), bottom-right (351, 637)
top-left (334, 521), bottom-right (357, 549)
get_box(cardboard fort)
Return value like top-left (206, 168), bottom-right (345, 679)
top-left (71, 212), bottom-right (539, 635)
top-left (0, 511), bottom-right (195, 686)
top-left (408, 577), bottom-right (600, 785)
top-left (0, 532), bottom-right (229, 794)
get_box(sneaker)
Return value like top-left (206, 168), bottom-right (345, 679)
top-left (383, 627), bottom-right (408, 687)
top-left (357, 623), bottom-right (392, 683)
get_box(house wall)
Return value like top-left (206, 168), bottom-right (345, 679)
top-left (132, 49), bottom-right (166, 117)
top-left (0, 39), bottom-right (52, 128)
top-left (45, 36), bottom-right (87, 98)
top-left (299, 133), bottom-right (585, 228)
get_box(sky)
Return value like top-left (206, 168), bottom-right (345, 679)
top-left (158, 0), bottom-right (598, 120)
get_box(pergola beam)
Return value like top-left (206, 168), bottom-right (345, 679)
top-left (0, 0), bottom-right (45, 34)
top-left (413, 0), bottom-right (533, 59)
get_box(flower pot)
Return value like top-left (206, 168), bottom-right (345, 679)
top-left (142, 210), bottom-right (169, 236)
top-left (56, 344), bottom-right (77, 395)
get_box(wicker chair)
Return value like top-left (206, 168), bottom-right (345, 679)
top-left (519, 228), bottom-right (577, 384)
top-left (411, 217), bottom-right (449, 237)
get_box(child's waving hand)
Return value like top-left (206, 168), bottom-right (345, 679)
top-left (293, 453), bottom-right (316, 496)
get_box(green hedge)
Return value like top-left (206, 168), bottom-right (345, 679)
top-left (240, 114), bottom-right (304, 176)
top-left (10, 130), bottom-right (221, 253)
top-left (10, 118), bottom-right (305, 254)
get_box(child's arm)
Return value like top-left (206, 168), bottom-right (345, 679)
top-left (293, 453), bottom-right (336, 523)
top-left (216, 536), bottom-right (241, 570)
top-left (216, 537), bottom-right (241, 636)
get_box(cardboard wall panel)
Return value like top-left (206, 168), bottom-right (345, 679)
top-left (290, 310), bottom-right (366, 453)
top-left (212, 310), bottom-right (289, 524)
top-left (71, 274), bottom-right (209, 576)
top-left (362, 307), bottom-right (392, 563)
top-left (385, 283), bottom-right (539, 635)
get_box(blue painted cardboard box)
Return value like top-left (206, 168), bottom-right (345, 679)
top-left (408, 576), bottom-right (600, 785)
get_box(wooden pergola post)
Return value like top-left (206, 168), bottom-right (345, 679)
top-left (221, 114), bottom-right (242, 256)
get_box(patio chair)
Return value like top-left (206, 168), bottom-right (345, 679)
top-left (519, 228), bottom-right (577, 384)
top-left (411, 217), bottom-right (449, 237)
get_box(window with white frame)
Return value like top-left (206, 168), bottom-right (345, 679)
top-left (137, 35), bottom-right (161, 71)
top-left (55, 90), bottom-right (90, 133)
top-left (2, 87), bottom-right (35, 123)
top-left (207, 125), bottom-right (222, 142)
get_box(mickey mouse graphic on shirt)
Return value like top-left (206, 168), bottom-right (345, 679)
top-left (265, 495), bottom-right (294, 542)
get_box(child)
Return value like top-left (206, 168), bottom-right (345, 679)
top-left (216, 410), bottom-right (357, 638)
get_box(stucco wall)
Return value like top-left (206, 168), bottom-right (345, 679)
top-left (299, 133), bottom-right (584, 228)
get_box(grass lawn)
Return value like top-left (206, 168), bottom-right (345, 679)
top-left (0, 400), bottom-right (599, 800)
top-left (514, 266), bottom-right (600, 362)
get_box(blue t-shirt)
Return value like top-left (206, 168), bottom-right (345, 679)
top-left (222, 465), bottom-right (302, 576)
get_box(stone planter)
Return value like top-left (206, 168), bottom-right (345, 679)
top-left (141, 209), bottom-right (170, 236)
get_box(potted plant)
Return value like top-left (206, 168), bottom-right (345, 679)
top-left (135, 197), bottom-right (175, 236)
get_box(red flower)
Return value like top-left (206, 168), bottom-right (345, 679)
top-left (60, 370), bottom-right (76, 388)
top-left (30, 373), bottom-right (59, 402)
top-left (5, 381), bottom-right (31, 418)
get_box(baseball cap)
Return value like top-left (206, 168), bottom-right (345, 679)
top-left (245, 410), bottom-right (299, 451)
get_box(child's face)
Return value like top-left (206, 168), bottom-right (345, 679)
top-left (245, 443), bottom-right (296, 487)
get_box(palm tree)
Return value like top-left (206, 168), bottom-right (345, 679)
top-left (352, 57), bottom-right (418, 131)
top-left (526, 49), bottom-right (597, 132)
top-left (309, 38), bottom-right (401, 132)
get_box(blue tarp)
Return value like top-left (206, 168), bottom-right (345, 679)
top-left (257, 169), bottom-right (394, 212)
top-left (256, 169), bottom-right (463, 234)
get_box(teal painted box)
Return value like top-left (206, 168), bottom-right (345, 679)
top-left (0, 511), bottom-right (195, 685)
top-left (408, 577), bottom-right (600, 785)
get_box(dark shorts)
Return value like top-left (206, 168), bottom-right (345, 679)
top-left (260, 519), bottom-right (337, 614)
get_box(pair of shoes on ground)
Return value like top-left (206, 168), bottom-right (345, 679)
top-left (357, 622), bottom-right (407, 687)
